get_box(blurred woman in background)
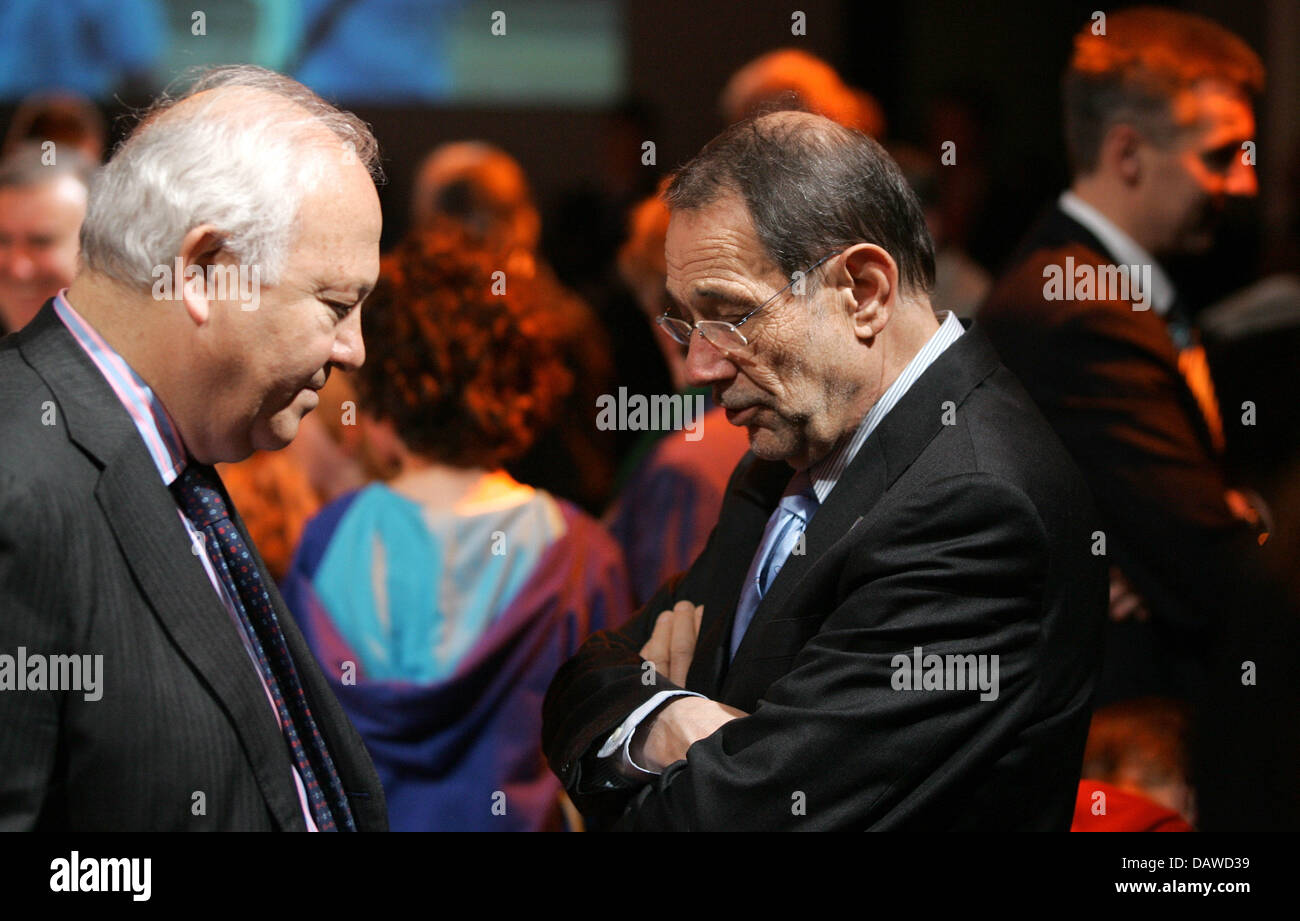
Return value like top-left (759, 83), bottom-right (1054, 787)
top-left (282, 221), bottom-right (631, 831)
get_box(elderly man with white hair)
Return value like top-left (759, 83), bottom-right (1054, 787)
top-left (0, 66), bottom-right (387, 831)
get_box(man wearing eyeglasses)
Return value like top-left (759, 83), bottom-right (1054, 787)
top-left (542, 109), bottom-right (1105, 830)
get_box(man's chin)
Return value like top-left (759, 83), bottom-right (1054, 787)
top-left (0, 295), bottom-right (48, 330)
top-left (747, 426), bottom-right (796, 462)
top-left (250, 413), bottom-right (305, 454)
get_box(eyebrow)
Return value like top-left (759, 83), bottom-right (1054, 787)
top-left (664, 286), bottom-right (754, 318)
top-left (693, 287), bottom-right (754, 308)
top-left (317, 283), bottom-right (373, 303)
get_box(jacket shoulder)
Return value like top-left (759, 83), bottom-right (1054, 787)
top-left (982, 241), bottom-right (1136, 327)
top-left (952, 362), bottom-right (1093, 498)
top-left (0, 344), bottom-right (83, 485)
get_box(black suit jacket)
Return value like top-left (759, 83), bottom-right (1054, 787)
top-left (0, 302), bottom-right (388, 831)
top-left (979, 204), bottom-right (1300, 828)
top-left (542, 325), bottom-right (1105, 830)
top-left (978, 204), bottom-right (1284, 704)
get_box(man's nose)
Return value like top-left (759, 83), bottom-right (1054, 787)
top-left (1, 248), bottom-right (36, 281)
top-left (331, 309), bottom-right (366, 371)
top-left (1224, 153), bottom-right (1258, 197)
top-left (683, 330), bottom-right (735, 388)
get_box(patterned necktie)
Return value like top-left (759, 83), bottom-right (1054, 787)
top-left (171, 463), bottom-right (355, 832)
top-left (730, 473), bottom-right (819, 659)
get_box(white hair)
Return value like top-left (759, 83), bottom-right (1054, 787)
top-left (80, 65), bottom-right (382, 287)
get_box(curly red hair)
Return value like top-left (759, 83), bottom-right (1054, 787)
top-left (356, 222), bottom-right (573, 469)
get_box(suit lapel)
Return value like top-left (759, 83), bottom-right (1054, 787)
top-left (97, 455), bottom-right (307, 829)
top-left (1049, 207), bottom-right (1224, 458)
top-left (18, 304), bottom-right (305, 830)
top-left (722, 325), bottom-right (1001, 688)
top-left (686, 455), bottom-right (791, 698)
top-left (1041, 205), bottom-right (1112, 261)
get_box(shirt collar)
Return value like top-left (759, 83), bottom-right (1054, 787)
top-left (1058, 190), bottom-right (1177, 315)
top-left (53, 289), bottom-right (188, 484)
top-left (803, 310), bottom-right (965, 503)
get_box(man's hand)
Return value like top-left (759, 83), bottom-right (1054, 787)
top-left (1108, 566), bottom-right (1149, 622)
top-left (632, 697), bottom-right (747, 772)
top-left (632, 600), bottom-right (746, 771)
top-left (639, 600), bottom-right (704, 686)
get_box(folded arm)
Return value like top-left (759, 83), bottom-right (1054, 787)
top-left (544, 473), bottom-right (1080, 830)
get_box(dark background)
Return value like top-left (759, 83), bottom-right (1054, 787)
top-left (4, 0), bottom-right (1293, 289)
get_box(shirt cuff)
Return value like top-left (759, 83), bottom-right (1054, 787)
top-left (597, 689), bottom-right (704, 776)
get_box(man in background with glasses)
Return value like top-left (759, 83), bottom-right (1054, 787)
top-left (542, 109), bottom-right (1106, 830)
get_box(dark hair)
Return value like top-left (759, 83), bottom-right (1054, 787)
top-left (1063, 6), bottom-right (1264, 176)
top-left (665, 111), bottom-right (935, 294)
top-left (2, 92), bottom-right (105, 160)
top-left (356, 221), bottom-right (573, 469)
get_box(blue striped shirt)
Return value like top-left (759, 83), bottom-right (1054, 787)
top-left (806, 310), bottom-right (964, 501)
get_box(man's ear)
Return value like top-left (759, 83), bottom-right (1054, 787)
top-left (841, 243), bottom-right (897, 341)
top-left (1101, 123), bottom-right (1144, 186)
top-left (176, 225), bottom-right (225, 325)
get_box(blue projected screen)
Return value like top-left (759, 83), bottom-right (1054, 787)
top-left (0, 0), bottom-right (625, 104)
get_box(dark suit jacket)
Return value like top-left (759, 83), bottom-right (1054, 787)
top-left (978, 204), bottom-right (1283, 704)
top-left (542, 325), bottom-right (1106, 830)
top-left (979, 204), bottom-right (1300, 828)
top-left (0, 302), bottom-right (388, 831)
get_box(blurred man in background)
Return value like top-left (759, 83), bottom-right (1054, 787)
top-left (2, 91), bottom-right (106, 161)
top-left (0, 143), bottom-right (94, 335)
top-left (979, 6), bottom-right (1300, 829)
top-left (720, 48), bottom-right (885, 138)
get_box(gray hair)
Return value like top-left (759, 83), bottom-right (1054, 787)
top-left (80, 65), bottom-right (382, 287)
top-left (667, 111), bottom-right (935, 295)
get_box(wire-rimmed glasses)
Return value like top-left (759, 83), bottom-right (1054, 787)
top-left (656, 252), bottom-right (836, 353)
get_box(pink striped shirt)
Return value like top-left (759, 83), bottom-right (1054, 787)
top-left (53, 290), bottom-right (319, 831)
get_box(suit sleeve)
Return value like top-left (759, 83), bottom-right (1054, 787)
top-left (566, 473), bottom-right (1058, 831)
top-left (0, 473), bottom-right (74, 830)
top-left (541, 561), bottom-right (690, 814)
top-left (1039, 303), bottom-right (1270, 632)
top-left (541, 458), bottom-right (755, 807)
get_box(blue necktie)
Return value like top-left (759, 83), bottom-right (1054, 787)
top-left (730, 473), bottom-right (819, 658)
top-left (171, 463), bottom-right (355, 832)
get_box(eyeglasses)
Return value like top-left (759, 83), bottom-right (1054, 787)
top-left (656, 252), bottom-right (836, 354)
